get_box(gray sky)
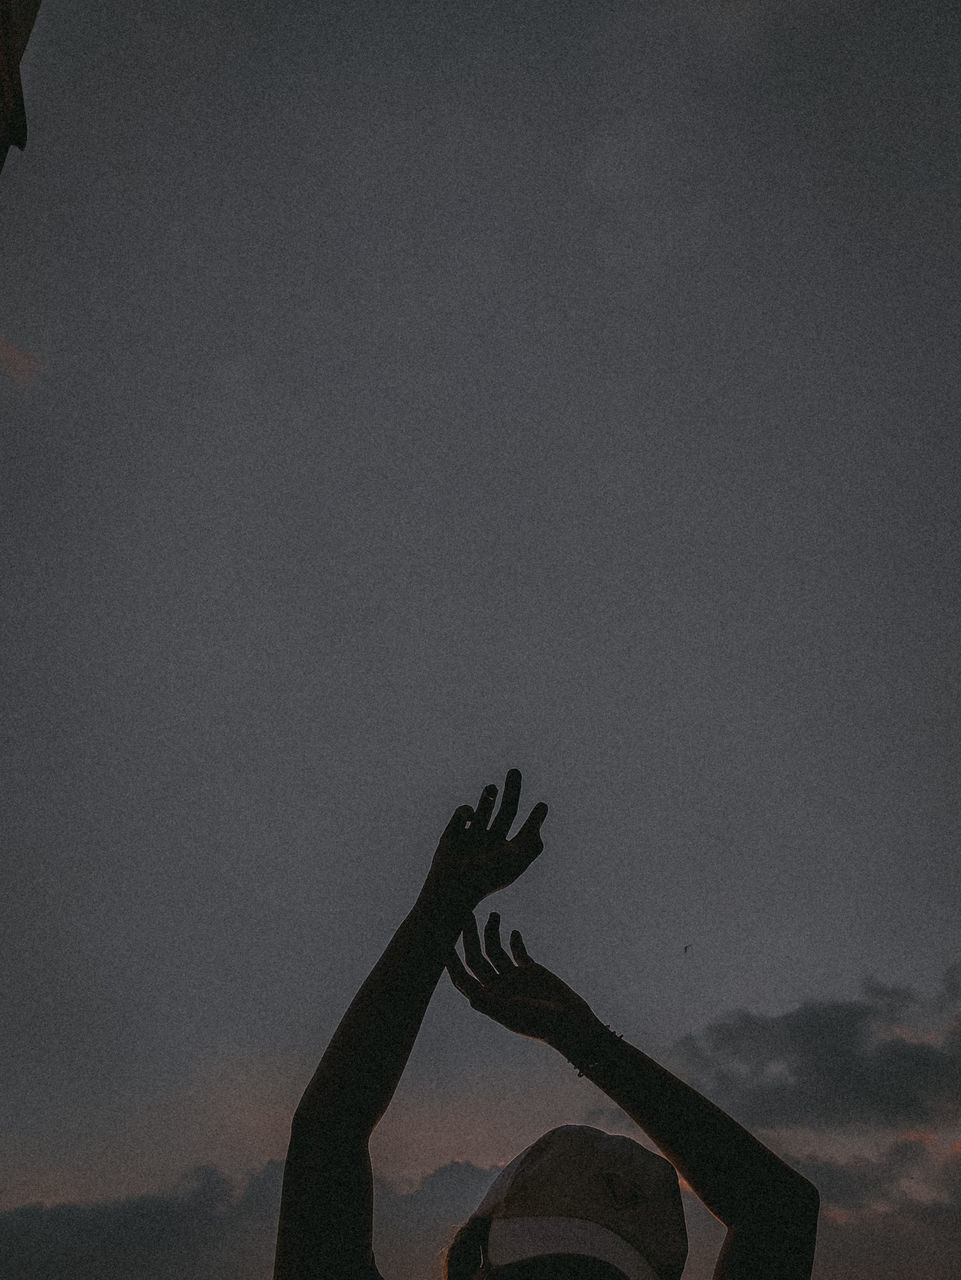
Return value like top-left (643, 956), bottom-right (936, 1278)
top-left (2, 3), bottom-right (959, 1277)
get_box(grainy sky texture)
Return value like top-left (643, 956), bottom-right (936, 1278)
top-left (2, 3), bottom-right (960, 1277)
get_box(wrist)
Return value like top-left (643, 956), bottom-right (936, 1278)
top-left (550, 1016), bottom-right (623, 1074)
top-left (414, 877), bottom-right (476, 928)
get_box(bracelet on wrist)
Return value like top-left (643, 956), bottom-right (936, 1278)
top-left (565, 1023), bottom-right (625, 1077)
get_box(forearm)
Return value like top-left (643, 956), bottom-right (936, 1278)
top-left (550, 1017), bottom-right (818, 1231)
top-left (293, 883), bottom-right (469, 1138)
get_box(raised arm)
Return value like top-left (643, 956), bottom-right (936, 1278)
top-left (448, 915), bottom-right (819, 1280)
top-left (274, 772), bottom-right (548, 1280)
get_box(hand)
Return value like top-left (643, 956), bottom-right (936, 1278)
top-left (446, 912), bottom-right (597, 1044)
top-left (424, 768), bottom-right (547, 912)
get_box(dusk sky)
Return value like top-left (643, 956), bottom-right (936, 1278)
top-left (2, 3), bottom-right (960, 1277)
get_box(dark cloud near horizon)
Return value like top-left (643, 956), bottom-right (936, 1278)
top-left (811, 1146), bottom-right (961, 1280)
top-left (5, 1137), bottom-right (961, 1280)
top-left (0, 1158), bottom-right (498, 1280)
top-left (795, 1135), bottom-right (931, 1213)
top-left (676, 964), bottom-right (961, 1129)
top-left (5, 974), bottom-right (961, 1277)
top-left (0, 1162), bottom-right (283, 1280)
top-left (5, 963), bottom-right (961, 1276)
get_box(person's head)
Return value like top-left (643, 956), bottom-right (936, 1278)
top-left (445, 1221), bottom-right (634, 1280)
top-left (444, 1127), bottom-right (687, 1280)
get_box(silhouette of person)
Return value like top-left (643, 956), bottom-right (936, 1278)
top-left (274, 769), bottom-right (818, 1280)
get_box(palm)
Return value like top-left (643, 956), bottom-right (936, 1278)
top-left (474, 962), bottom-right (580, 1039)
top-left (447, 913), bottom-right (595, 1043)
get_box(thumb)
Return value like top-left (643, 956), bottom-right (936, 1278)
top-left (510, 929), bottom-right (535, 967)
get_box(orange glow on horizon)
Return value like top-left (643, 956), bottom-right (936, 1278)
top-left (897, 1129), bottom-right (936, 1147)
top-left (0, 332), bottom-right (41, 386)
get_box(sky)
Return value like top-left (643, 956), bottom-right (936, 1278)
top-left (1, 1), bottom-right (959, 1276)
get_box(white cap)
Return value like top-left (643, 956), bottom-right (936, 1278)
top-left (473, 1126), bottom-right (688, 1280)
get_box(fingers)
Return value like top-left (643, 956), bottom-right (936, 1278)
top-left (510, 928), bottom-right (534, 968)
top-left (442, 804), bottom-right (474, 841)
top-left (512, 801), bottom-right (548, 852)
top-left (471, 783), bottom-right (498, 831)
top-left (462, 914), bottom-right (499, 983)
top-left (484, 911), bottom-right (513, 973)
top-left (490, 767), bottom-right (522, 839)
top-left (446, 947), bottom-right (486, 1003)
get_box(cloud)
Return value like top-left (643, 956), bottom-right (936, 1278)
top-left (0, 1163), bottom-right (284, 1280)
top-left (795, 1133), bottom-right (942, 1212)
top-left (582, 965), bottom-right (961, 1274)
top-left (809, 1143), bottom-right (961, 1280)
top-left (5, 977), bottom-right (961, 1280)
top-left (0, 1158), bottom-right (499, 1280)
top-left (5, 1143), bottom-right (961, 1280)
top-left (675, 964), bottom-right (961, 1129)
